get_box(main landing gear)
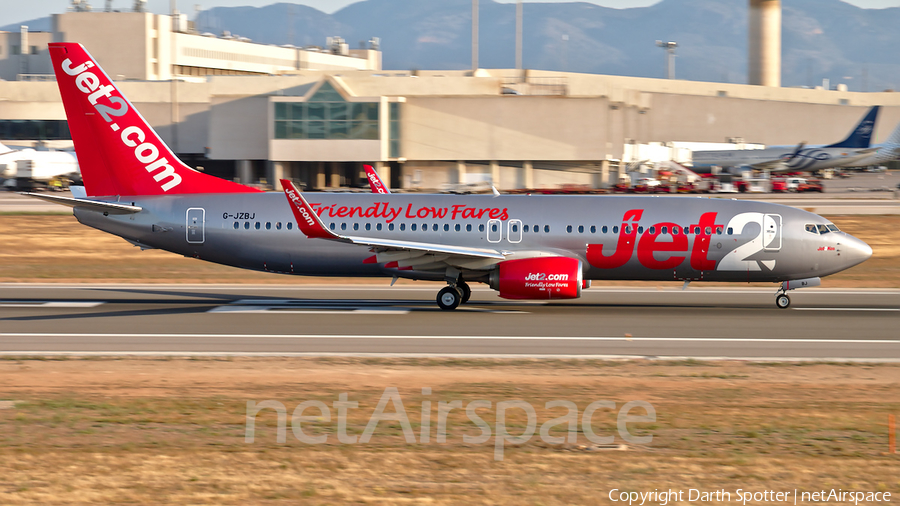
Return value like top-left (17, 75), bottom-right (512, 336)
top-left (436, 281), bottom-right (471, 311)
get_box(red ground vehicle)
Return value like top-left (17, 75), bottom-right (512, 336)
top-left (676, 182), bottom-right (697, 193)
top-left (797, 179), bottom-right (824, 192)
top-left (651, 183), bottom-right (674, 194)
top-left (771, 179), bottom-right (788, 192)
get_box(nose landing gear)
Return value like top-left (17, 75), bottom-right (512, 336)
top-left (775, 292), bottom-right (791, 309)
top-left (775, 277), bottom-right (821, 309)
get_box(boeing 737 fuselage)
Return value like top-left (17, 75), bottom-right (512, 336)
top-left (25, 43), bottom-right (873, 310)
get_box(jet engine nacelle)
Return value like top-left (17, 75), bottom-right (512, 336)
top-left (489, 256), bottom-right (583, 300)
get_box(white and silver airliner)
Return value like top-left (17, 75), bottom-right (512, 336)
top-left (25, 43), bottom-right (873, 310)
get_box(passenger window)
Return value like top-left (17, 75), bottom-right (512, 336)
top-left (466, 224), bottom-right (472, 232)
top-left (455, 224), bottom-right (461, 232)
top-left (716, 226), bottom-right (723, 235)
top-left (479, 224), bottom-right (485, 232)
top-left (524, 225), bottom-right (530, 233)
top-left (255, 222), bottom-right (261, 230)
top-left (533, 224), bottom-right (539, 233)
top-left (705, 226), bottom-right (711, 235)
top-left (388, 223), bottom-right (394, 231)
top-left (817, 224), bottom-right (830, 234)
top-left (638, 226), bottom-right (644, 234)
top-left (287, 222), bottom-right (293, 230)
top-left (684, 226), bottom-right (690, 234)
top-left (805, 224), bottom-right (818, 234)
top-left (265, 222), bottom-right (271, 230)
top-left (649, 226), bottom-right (656, 234)
top-left (365, 223), bottom-right (371, 231)
top-left (276, 222), bottom-right (282, 230)
top-left (727, 227), bottom-right (733, 235)
top-left (353, 223), bottom-right (359, 231)
top-left (567, 225), bottom-right (573, 233)
top-left (693, 226), bottom-right (700, 234)
top-left (233, 222), bottom-right (239, 230)
top-left (577, 225), bottom-right (584, 233)
top-left (602, 225), bottom-right (608, 234)
top-left (590, 225), bottom-right (596, 234)
top-left (341, 223), bottom-right (347, 231)
top-left (661, 226), bottom-right (668, 235)
top-left (444, 224), bottom-right (450, 232)
top-left (512, 223), bottom-right (519, 233)
top-left (411, 224), bottom-right (417, 231)
top-left (544, 225), bottom-right (550, 233)
top-left (433, 224), bottom-right (439, 231)
top-left (244, 222), bottom-right (250, 230)
top-left (329, 223), bottom-right (336, 230)
top-left (613, 226), bottom-right (619, 233)
top-left (400, 224), bottom-right (406, 231)
top-left (624, 225), bottom-right (631, 234)
top-left (672, 227), bottom-right (679, 235)
top-left (376, 223), bottom-right (382, 231)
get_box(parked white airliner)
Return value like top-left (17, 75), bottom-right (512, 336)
top-left (692, 106), bottom-right (880, 172)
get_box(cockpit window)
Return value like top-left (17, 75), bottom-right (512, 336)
top-left (817, 224), bottom-right (830, 234)
top-left (804, 224), bottom-right (818, 234)
top-left (826, 224), bottom-right (840, 232)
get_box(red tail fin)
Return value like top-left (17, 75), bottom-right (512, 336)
top-left (48, 43), bottom-right (260, 196)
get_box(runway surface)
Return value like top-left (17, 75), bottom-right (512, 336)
top-left (1, 284), bottom-right (898, 361)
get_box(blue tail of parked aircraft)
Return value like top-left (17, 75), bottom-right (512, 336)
top-left (826, 106), bottom-right (879, 149)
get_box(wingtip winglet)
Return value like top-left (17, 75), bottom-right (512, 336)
top-left (364, 165), bottom-right (391, 194)
top-left (281, 179), bottom-right (337, 239)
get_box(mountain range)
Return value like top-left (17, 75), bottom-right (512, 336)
top-left (7, 0), bottom-right (900, 91)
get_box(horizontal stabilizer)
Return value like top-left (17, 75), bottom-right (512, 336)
top-left (19, 192), bottom-right (142, 214)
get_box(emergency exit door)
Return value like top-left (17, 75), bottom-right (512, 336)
top-left (186, 208), bottom-right (205, 244)
top-left (763, 214), bottom-right (781, 251)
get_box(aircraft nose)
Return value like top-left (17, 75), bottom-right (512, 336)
top-left (841, 235), bottom-right (873, 268)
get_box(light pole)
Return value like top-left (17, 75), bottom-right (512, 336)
top-left (656, 40), bottom-right (677, 79)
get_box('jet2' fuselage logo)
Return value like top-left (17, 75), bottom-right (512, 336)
top-left (60, 57), bottom-right (182, 192)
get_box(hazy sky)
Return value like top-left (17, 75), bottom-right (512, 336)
top-left (3, 0), bottom-right (900, 27)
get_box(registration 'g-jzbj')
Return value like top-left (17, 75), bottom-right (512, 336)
top-left (28, 43), bottom-right (873, 310)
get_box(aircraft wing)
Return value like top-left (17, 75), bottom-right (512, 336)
top-left (19, 192), bottom-right (142, 214)
top-left (281, 180), bottom-right (506, 263)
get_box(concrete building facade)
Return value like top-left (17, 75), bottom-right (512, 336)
top-left (3, 10), bottom-right (900, 192)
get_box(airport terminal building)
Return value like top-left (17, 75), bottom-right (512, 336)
top-left (3, 9), bottom-right (900, 191)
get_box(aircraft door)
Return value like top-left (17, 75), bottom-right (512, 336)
top-left (186, 208), bottom-right (205, 244)
top-left (487, 219), bottom-right (502, 243)
top-left (763, 214), bottom-right (781, 251)
top-left (508, 219), bottom-right (522, 243)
